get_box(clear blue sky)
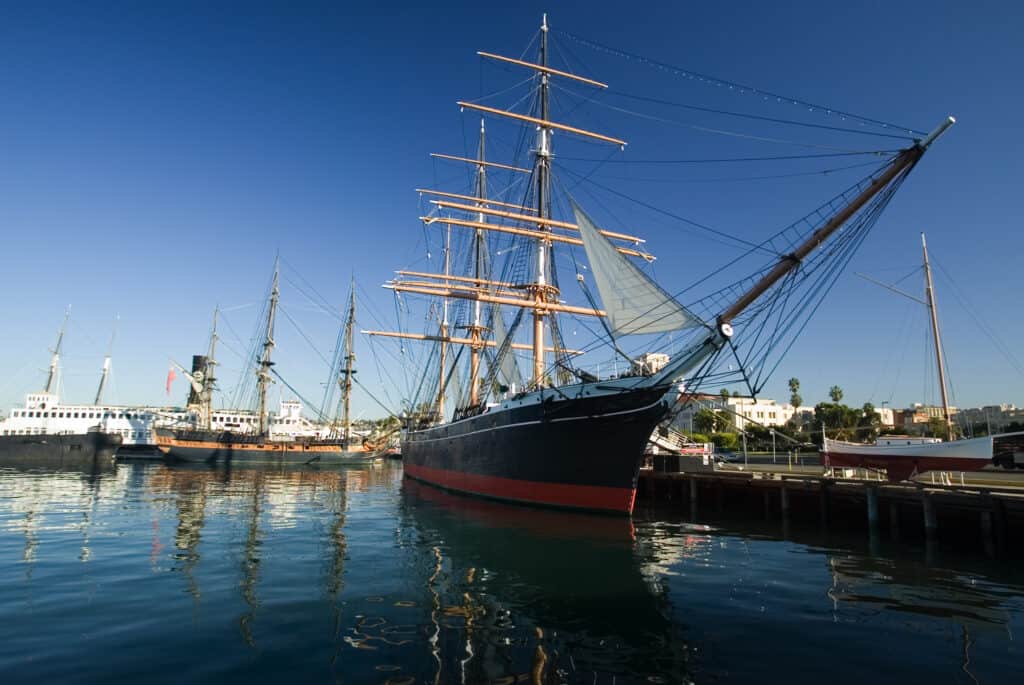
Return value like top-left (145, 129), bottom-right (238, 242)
top-left (1, 0), bottom-right (1021, 418)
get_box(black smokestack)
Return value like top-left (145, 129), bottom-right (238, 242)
top-left (188, 355), bottom-right (208, 405)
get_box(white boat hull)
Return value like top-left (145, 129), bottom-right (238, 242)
top-left (822, 435), bottom-right (998, 481)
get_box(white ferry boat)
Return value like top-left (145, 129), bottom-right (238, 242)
top-left (1, 392), bottom-right (160, 448)
top-left (1, 393), bottom-right (360, 455)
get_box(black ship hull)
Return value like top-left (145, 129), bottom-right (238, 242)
top-left (0, 431), bottom-right (122, 464)
top-left (154, 428), bottom-right (381, 465)
top-left (402, 385), bottom-right (670, 514)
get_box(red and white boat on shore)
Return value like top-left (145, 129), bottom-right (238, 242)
top-left (823, 433), bottom-right (1024, 481)
top-left (822, 233), bottom-right (1024, 481)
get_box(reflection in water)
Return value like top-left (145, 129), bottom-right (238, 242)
top-left (400, 480), bottom-right (691, 683)
top-left (0, 456), bottom-right (116, 575)
top-left (825, 552), bottom-right (1018, 685)
top-left (171, 471), bottom-right (207, 599)
top-left (827, 553), bottom-right (1012, 631)
top-left (0, 461), bottom-right (1021, 684)
top-left (239, 470), bottom-right (264, 647)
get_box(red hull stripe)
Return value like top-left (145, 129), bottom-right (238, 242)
top-left (404, 462), bottom-right (636, 514)
top-left (825, 452), bottom-right (989, 473)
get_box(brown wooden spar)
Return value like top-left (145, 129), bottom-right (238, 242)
top-left (429, 200), bottom-right (645, 243)
top-left (716, 116), bottom-right (955, 329)
top-left (476, 51), bottom-right (608, 89)
top-left (429, 153), bottom-right (531, 174)
top-left (416, 188), bottom-right (538, 213)
top-left (421, 216), bottom-right (655, 260)
top-left (396, 270), bottom-right (520, 289)
top-left (384, 282), bottom-right (606, 317)
top-left (458, 102), bottom-right (626, 148)
top-left (361, 329), bottom-right (583, 355)
top-left (391, 279), bottom-right (525, 298)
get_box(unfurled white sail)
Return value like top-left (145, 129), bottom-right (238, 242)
top-left (573, 202), bottom-right (701, 335)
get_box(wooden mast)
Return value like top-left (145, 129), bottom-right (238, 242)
top-left (921, 232), bottom-right (953, 440)
top-left (532, 13), bottom-right (553, 387)
top-left (257, 261), bottom-right (279, 437)
top-left (438, 226), bottom-right (452, 419)
top-left (341, 281), bottom-right (356, 446)
top-left (468, 118), bottom-right (487, 406)
top-left (45, 307), bottom-right (70, 394)
top-left (94, 316), bottom-right (118, 405)
top-left (201, 308), bottom-right (218, 432)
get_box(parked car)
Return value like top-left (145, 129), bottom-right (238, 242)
top-left (713, 449), bottom-right (742, 463)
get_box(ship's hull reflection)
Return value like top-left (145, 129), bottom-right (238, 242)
top-left (400, 478), bottom-right (690, 683)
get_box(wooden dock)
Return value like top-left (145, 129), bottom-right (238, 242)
top-left (637, 465), bottom-right (1024, 558)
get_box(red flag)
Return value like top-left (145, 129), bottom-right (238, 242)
top-left (166, 367), bottom-right (177, 396)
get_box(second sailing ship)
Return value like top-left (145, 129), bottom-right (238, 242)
top-left (156, 265), bottom-right (382, 463)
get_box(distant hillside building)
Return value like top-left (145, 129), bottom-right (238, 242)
top-left (959, 404), bottom-right (1024, 432)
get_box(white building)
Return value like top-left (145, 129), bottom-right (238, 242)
top-left (875, 406), bottom-right (895, 427)
top-left (672, 394), bottom-right (813, 432)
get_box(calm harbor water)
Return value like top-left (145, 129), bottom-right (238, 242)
top-left (0, 459), bottom-right (1021, 684)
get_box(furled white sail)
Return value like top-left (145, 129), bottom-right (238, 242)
top-left (573, 202), bottom-right (701, 335)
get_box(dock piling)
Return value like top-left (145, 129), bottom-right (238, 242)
top-left (922, 492), bottom-right (938, 538)
top-left (980, 509), bottom-right (995, 557)
top-left (866, 486), bottom-right (879, 531)
top-left (889, 502), bottom-right (901, 542)
top-left (819, 481), bottom-right (830, 527)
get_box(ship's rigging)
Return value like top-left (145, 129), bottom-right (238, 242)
top-left (367, 15), bottom-right (954, 425)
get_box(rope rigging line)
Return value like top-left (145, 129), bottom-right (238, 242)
top-left (599, 89), bottom-right (920, 141)
top-left (552, 87), bottom-right (882, 153)
top-left (582, 158), bottom-right (893, 184)
top-left (268, 368), bottom-right (330, 424)
top-left (931, 257), bottom-right (1024, 378)
top-left (277, 304), bottom-right (332, 370)
top-left (556, 164), bottom-right (779, 257)
top-left (553, 29), bottom-right (926, 137)
top-left (740, 168), bottom-right (913, 390)
top-left (557, 150), bottom-right (899, 164)
top-left (352, 374), bottom-right (401, 419)
top-left (279, 258), bottom-right (344, 321)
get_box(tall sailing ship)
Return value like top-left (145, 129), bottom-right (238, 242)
top-left (155, 265), bottom-right (382, 463)
top-left (370, 16), bottom-right (956, 513)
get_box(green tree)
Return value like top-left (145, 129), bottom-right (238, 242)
top-left (814, 401), bottom-right (861, 441)
top-left (694, 408), bottom-right (725, 434)
top-left (829, 385), bottom-right (844, 403)
top-left (788, 377), bottom-right (802, 407)
top-left (719, 388), bottom-right (731, 400)
top-left (927, 416), bottom-right (950, 438)
top-left (857, 402), bottom-right (881, 441)
top-left (711, 432), bottom-right (739, 451)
